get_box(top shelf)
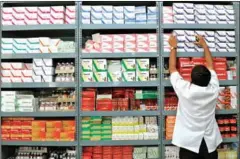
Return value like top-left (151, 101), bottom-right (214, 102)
top-left (2, 24), bottom-right (77, 31)
top-left (162, 24), bottom-right (236, 30)
top-left (81, 24), bottom-right (158, 30)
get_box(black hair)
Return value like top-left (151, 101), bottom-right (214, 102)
top-left (191, 65), bottom-right (211, 87)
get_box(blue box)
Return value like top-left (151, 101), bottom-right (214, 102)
top-left (135, 6), bottom-right (146, 14)
top-left (102, 6), bottom-right (113, 13)
top-left (147, 7), bottom-right (157, 13)
top-left (124, 6), bottom-right (135, 14)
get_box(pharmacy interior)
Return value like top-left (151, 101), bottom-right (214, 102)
top-left (0, 1), bottom-right (239, 159)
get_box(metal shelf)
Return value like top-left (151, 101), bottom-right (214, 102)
top-left (82, 81), bottom-right (159, 88)
top-left (163, 80), bottom-right (237, 87)
top-left (1, 82), bottom-right (76, 88)
top-left (82, 24), bottom-right (157, 30)
top-left (82, 53), bottom-right (158, 58)
top-left (1, 141), bottom-right (77, 146)
top-left (1, 53), bottom-right (76, 59)
top-left (2, 24), bottom-right (76, 31)
top-left (163, 138), bottom-right (238, 145)
top-left (162, 52), bottom-right (237, 57)
top-left (80, 140), bottom-right (159, 146)
top-left (163, 109), bottom-right (238, 116)
top-left (162, 24), bottom-right (235, 30)
top-left (0, 111), bottom-right (77, 117)
top-left (81, 111), bottom-right (159, 117)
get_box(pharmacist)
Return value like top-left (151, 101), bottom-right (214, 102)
top-left (168, 35), bottom-right (222, 159)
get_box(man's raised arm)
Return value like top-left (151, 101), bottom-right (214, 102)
top-left (168, 35), bottom-right (178, 74)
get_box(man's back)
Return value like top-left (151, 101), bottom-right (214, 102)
top-left (170, 70), bottom-right (222, 153)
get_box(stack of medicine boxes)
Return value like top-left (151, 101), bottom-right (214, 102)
top-left (93, 59), bottom-right (108, 82)
top-left (1, 91), bottom-right (35, 112)
top-left (122, 59), bottom-right (136, 82)
top-left (136, 59), bottom-right (150, 81)
top-left (33, 59), bottom-right (54, 82)
top-left (82, 59), bottom-right (93, 82)
top-left (173, 3), bottom-right (194, 24)
top-left (108, 60), bottom-right (122, 82)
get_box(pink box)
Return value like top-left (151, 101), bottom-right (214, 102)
top-left (136, 34), bottom-right (148, 42)
top-left (22, 77), bottom-right (33, 83)
top-left (148, 34), bottom-right (157, 41)
top-left (1, 63), bottom-right (12, 70)
top-left (124, 48), bottom-right (136, 53)
top-left (11, 77), bottom-right (22, 83)
top-left (113, 35), bottom-right (125, 42)
top-left (11, 63), bottom-right (24, 70)
top-left (38, 7), bottom-right (51, 24)
top-left (149, 47), bottom-right (157, 52)
top-left (1, 70), bottom-right (12, 77)
top-left (12, 7), bottom-right (25, 25)
top-left (11, 70), bottom-right (22, 77)
top-left (101, 48), bottom-right (113, 53)
top-left (136, 48), bottom-right (149, 52)
top-left (1, 77), bottom-right (11, 83)
top-left (25, 7), bottom-right (38, 14)
top-left (22, 70), bottom-right (32, 77)
top-left (137, 41), bottom-right (149, 48)
top-left (25, 7), bottom-right (38, 25)
top-left (101, 35), bottom-right (113, 42)
top-left (125, 34), bottom-right (136, 41)
top-left (50, 6), bottom-right (64, 24)
top-left (101, 41), bottom-right (113, 49)
top-left (2, 8), bottom-right (13, 25)
top-left (88, 48), bottom-right (101, 53)
top-left (125, 41), bottom-right (136, 49)
top-left (113, 41), bottom-right (124, 49)
top-left (65, 6), bottom-right (76, 19)
top-left (163, 7), bottom-right (173, 14)
top-left (113, 48), bottom-right (124, 53)
top-left (149, 41), bottom-right (157, 48)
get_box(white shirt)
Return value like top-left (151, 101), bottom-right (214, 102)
top-left (170, 70), bottom-right (222, 153)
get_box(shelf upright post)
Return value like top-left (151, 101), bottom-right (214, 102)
top-left (0, 2), bottom-right (2, 159)
top-left (75, 1), bottom-right (81, 159)
top-left (157, 1), bottom-right (163, 158)
top-left (78, 2), bottom-right (83, 159)
top-left (233, 2), bottom-right (240, 159)
top-left (159, 2), bottom-right (166, 159)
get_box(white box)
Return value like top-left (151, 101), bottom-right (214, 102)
top-left (108, 71), bottom-right (122, 82)
top-left (113, 17), bottom-right (124, 24)
top-left (136, 34), bottom-right (148, 42)
top-left (173, 3), bottom-right (185, 9)
top-left (33, 59), bottom-right (44, 67)
top-left (125, 34), bottom-right (136, 41)
top-left (136, 71), bottom-right (149, 81)
top-left (124, 6), bottom-right (135, 13)
top-left (195, 9), bottom-right (206, 15)
top-left (11, 63), bottom-right (24, 70)
top-left (205, 37), bottom-right (215, 43)
top-left (32, 75), bottom-right (42, 82)
top-left (81, 5), bottom-right (91, 12)
top-left (91, 6), bottom-right (102, 13)
top-left (215, 36), bottom-right (227, 43)
top-left (82, 72), bottom-right (93, 82)
top-left (43, 59), bottom-right (53, 67)
top-left (33, 67), bottom-right (44, 76)
top-left (113, 41), bottom-right (124, 49)
top-left (42, 67), bottom-right (54, 75)
top-left (122, 59), bottom-right (136, 71)
top-left (101, 41), bottom-right (113, 49)
top-left (137, 41), bottom-right (148, 48)
top-left (42, 75), bottom-right (53, 82)
top-left (93, 72), bottom-right (107, 82)
top-left (102, 6), bottom-right (113, 13)
top-left (82, 59), bottom-right (93, 72)
top-left (113, 6), bottom-right (124, 13)
top-left (102, 13), bottom-right (113, 24)
top-left (125, 41), bottom-right (136, 49)
top-left (205, 31), bottom-right (215, 37)
top-left (136, 59), bottom-right (149, 71)
top-left (114, 34), bottom-right (125, 42)
top-left (215, 31), bottom-right (226, 37)
top-left (147, 7), bottom-right (157, 13)
top-left (135, 6), bottom-right (146, 14)
top-left (122, 72), bottom-right (136, 81)
top-left (226, 36), bottom-right (235, 43)
top-left (93, 59), bottom-right (107, 71)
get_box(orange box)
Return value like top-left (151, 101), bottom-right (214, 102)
top-left (22, 137), bottom-right (32, 141)
top-left (32, 127), bottom-right (46, 132)
top-left (11, 121), bottom-right (22, 129)
top-left (2, 134), bottom-right (10, 138)
top-left (62, 126), bottom-right (75, 132)
top-left (46, 131), bottom-right (60, 141)
top-left (32, 137), bottom-right (46, 141)
top-left (46, 121), bottom-right (62, 128)
top-left (2, 137), bottom-right (10, 140)
top-left (62, 120), bottom-right (75, 127)
top-left (22, 129), bottom-right (32, 138)
top-left (46, 127), bottom-right (61, 133)
top-left (60, 131), bottom-right (75, 141)
top-left (32, 121), bottom-right (46, 128)
top-left (22, 121), bottom-right (32, 129)
top-left (10, 137), bottom-right (22, 140)
top-left (32, 131), bottom-right (46, 138)
top-left (1, 129), bottom-right (11, 134)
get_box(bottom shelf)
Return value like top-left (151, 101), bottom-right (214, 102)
top-left (80, 140), bottom-right (160, 146)
top-left (1, 141), bottom-right (77, 146)
top-left (163, 138), bottom-right (239, 145)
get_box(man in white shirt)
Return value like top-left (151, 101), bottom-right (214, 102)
top-left (168, 35), bottom-right (222, 159)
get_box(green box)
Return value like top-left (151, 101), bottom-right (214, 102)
top-left (93, 59), bottom-right (107, 72)
top-left (121, 59), bottom-right (136, 71)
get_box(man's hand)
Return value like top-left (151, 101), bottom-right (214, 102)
top-left (168, 35), bottom-right (177, 48)
top-left (194, 35), bottom-right (214, 70)
top-left (194, 35), bottom-right (207, 48)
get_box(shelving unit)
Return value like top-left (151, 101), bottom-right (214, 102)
top-left (0, 1), bottom-right (239, 159)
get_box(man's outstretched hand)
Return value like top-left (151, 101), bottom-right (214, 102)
top-left (194, 35), bottom-right (207, 48)
top-left (168, 34), bottom-right (177, 48)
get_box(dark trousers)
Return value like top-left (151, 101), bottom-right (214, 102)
top-left (180, 139), bottom-right (218, 159)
